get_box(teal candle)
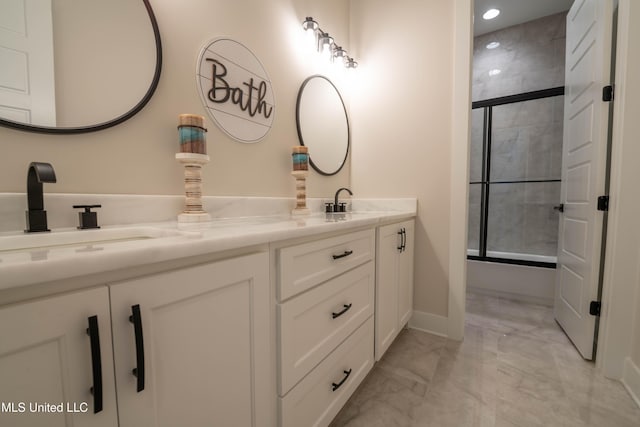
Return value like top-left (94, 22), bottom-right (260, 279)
top-left (292, 146), bottom-right (309, 171)
top-left (178, 114), bottom-right (207, 154)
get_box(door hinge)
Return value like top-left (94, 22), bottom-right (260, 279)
top-left (589, 301), bottom-right (602, 317)
top-left (603, 85), bottom-right (614, 102)
top-left (597, 195), bottom-right (609, 211)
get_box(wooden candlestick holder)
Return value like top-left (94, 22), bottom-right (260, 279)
top-left (175, 153), bottom-right (211, 223)
top-left (291, 170), bottom-right (311, 216)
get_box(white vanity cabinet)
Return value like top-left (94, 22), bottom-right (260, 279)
top-left (0, 252), bottom-right (272, 427)
top-left (275, 229), bottom-right (376, 427)
top-left (110, 252), bottom-right (272, 427)
top-left (375, 219), bottom-right (415, 360)
top-left (0, 287), bottom-right (118, 427)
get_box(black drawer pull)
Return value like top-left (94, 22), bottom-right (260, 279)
top-left (331, 369), bottom-right (352, 391)
top-left (129, 304), bottom-right (145, 392)
top-left (397, 230), bottom-right (403, 252)
top-left (332, 303), bottom-right (352, 319)
top-left (332, 250), bottom-right (353, 260)
top-left (86, 315), bottom-right (103, 413)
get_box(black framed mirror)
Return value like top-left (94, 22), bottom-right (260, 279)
top-left (0, 0), bottom-right (162, 134)
top-left (296, 75), bottom-right (350, 176)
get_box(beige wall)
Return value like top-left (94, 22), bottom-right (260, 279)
top-left (0, 0), bottom-right (350, 197)
top-left (634, 265), bottom-right (640, 367)
top-left (350, 0), bottom-right (454, 317)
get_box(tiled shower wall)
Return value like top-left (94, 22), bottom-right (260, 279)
top-left (469, 13), bottom-right (567, 258)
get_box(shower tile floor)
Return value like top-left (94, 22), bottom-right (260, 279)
top-left (330, 292), bottom-right (640, 427)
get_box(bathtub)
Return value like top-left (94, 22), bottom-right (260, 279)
top-left (466, 249), bottom-right (557, 306)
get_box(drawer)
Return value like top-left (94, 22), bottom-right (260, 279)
top-left (278, 261), bottom-right (374, 395)
top-left (278, 229), bottom-right (375, 301)
top-left (279, 317), bottom-right (374, 427)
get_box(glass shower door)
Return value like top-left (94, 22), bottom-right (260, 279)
top-left (468, 91), bottom-right (564, 266)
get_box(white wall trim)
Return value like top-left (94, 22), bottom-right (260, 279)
top-left (622, 357), bottom-right (640, 409)
top-left (409, 310), bottom-right (449, 338)
top-left (447, 0), bottom-right (473, 342)
top-left (597, 0), bottom-right (640, 380)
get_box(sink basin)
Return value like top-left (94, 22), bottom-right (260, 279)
top-left (0, 227), bottom-right (190, 253)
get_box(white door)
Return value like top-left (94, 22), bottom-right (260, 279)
top-left (110, 253), bottom-right (271, 427)
top-left (0, 288), bottom-right (118, 427)
top-left (555, 0), bottom-right (613, 359)
top-left (0, 0), bottom-right (56, 125)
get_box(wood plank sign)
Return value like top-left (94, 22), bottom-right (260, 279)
top-left (196, 38), bottom-right (275, 143)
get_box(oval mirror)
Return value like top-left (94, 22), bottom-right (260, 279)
top-left (0, 0), bottom-right (162, 134)
top-left (296, 75), bottom-right (349, 176)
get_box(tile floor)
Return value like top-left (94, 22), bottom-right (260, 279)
top-left (330, 292), bottom-right (640, 427)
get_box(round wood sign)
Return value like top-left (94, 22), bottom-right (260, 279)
top-left (196, 38), bottom-right (275, 143)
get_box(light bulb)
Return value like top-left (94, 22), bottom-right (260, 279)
top-left (483, 9), bottom-right (500, 20)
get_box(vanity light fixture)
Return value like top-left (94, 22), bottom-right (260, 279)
top-left (302, 16), bottom-right (357, 69)
top-left (482, 8), bottom-right (500, 20)
top-left (486, 41), bottom-right (500, 49)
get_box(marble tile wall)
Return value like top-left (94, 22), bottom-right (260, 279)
top-left (487, 182), bottom-right (561, 256)
top-left (472, 13), bottom-right (567, 102)
top-left (468, 184), bottom-right (482, 251)
top-left (468, 13), bottom-right (566, 258)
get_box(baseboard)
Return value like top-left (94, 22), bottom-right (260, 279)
top-left (623, 357), bottom-right (640, 409)
top-left (409, 310), bottom-right (448, 338)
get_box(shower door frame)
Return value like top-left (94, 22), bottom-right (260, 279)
top-left (468, 86), bottom-right (565, 269)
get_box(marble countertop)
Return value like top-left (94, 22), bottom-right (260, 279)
top-left (0, 209), bottom-right (415, 293)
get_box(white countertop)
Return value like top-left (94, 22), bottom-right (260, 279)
top-left (0, 210), bottom-right (414, 294)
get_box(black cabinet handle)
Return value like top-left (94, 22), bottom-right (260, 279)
top-left (332, 250), bottom-right (353, 260)
top-left (331, 303), bottom-right (353, 319)
top-left (129, 304), bottom-right (145, 393)
top-left (553, 204), bottom-right (564, 213)
top-left (401, 228), bottom-right (406, 252)
top-left (331, 369), bottom-right (352, 391)
top-left (86, 315), bottom-right (103, 414)
top-left (398, 228), bottom-right (406, 252)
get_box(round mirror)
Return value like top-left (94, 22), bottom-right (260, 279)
top-left (296, 75), bottom-right (349, 176)
top-left (0, 0), bottom-right (162, 134)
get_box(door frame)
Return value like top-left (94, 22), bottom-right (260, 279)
top-left (450, 0), bottom-right (637, 380)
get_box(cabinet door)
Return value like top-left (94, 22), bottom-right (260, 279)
top-left (0, 288), bottom-right (118, 427)
top-left (110, 252), bottom-right (271, 427)
top-left (375, 223), bottom-right (401, 360)
top-left (398, 220), bottom-right (415, 327)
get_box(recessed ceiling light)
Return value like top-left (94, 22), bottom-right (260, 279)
top-left (486, 42), bottom-right (500, 49)
top-left (488, 69), bottom-right (501, 76)
top-left (483, 9), bottom-right (500, 20)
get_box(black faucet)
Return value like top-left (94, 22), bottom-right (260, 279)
top-left (334, 187), bottom-right (353, 212)
top-left (25, 162), bottom-right (57, 232)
